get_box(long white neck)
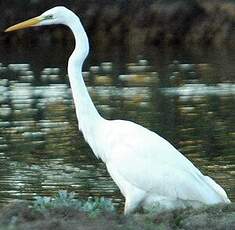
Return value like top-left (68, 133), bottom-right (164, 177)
top-left (66, 12), bottom-right (104, 155)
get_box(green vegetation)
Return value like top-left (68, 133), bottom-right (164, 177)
top-left (33, 191), bottom-right (115, 215)
top-left (0, 192), bottom-right (234, 230)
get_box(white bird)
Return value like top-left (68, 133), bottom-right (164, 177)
top-left (5, 6), bottom-right (230, 214)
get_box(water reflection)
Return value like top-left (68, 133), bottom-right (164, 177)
top-left (0, 51), bottom-right (234, 208)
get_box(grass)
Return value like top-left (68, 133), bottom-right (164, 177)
top-left (0, 191), bottom-right (234, 230)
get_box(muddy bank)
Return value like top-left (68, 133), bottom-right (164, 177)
top-left (0, 202), bottom-right (234, 230)
top-left (1, 0), bottom-right (235, 49)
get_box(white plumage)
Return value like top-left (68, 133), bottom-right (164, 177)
top-left (5, 6), bottom-right (230, 214)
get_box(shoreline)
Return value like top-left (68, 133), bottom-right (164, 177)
top-left (0, 201), bottom-right (234, 230)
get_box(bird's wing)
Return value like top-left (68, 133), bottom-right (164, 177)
top-left (105, 120), bottom-right (225, 203)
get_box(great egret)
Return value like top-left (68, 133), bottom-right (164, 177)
top-left (5, 6), bottom-right (230, 214)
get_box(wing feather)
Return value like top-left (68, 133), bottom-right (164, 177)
top-left (105, 120), bottom-right (228, 203)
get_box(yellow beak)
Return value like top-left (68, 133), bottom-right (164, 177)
top-left (5, 17), bottom-right (42, 32)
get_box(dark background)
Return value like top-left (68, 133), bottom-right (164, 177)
top-left (2, 0), bottom-right (235, 51)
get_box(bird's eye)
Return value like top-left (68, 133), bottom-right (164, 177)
top-left (44, 15), bottom-right (54, 20)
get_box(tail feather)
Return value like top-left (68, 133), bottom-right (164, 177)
top-left (204, 176), bottom-right (230, 203)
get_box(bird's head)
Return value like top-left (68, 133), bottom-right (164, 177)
top-left (5, 6), bottom-right (72, 32)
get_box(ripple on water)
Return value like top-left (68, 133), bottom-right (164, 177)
top-left (0, 60), bottom-right (234, 206)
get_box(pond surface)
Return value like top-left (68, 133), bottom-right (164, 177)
top-left (0, 45), bottom-right (234, 208)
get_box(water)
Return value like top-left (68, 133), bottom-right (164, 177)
top-left (0, 45), bottom-right (234, 208)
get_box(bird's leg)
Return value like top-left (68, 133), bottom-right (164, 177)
top-left (124, 198), bottom-right (138, 215)
top-left (124, 195), bottom-right (144, 215)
